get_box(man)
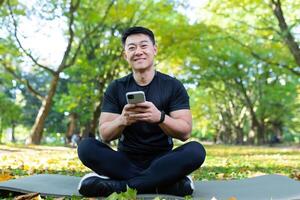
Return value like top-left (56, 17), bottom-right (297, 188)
top-left (77, 26), bottom-right (206, 197)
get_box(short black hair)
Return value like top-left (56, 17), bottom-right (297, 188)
top-left (121, 26), bottom-right (155, 46)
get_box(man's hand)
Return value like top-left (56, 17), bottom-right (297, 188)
top-left (99, 104), bottom-right (141, 142)
top-left (119, 104), bottom-right (140, 126)
top-left (128, 101), bottom-right (161, 124)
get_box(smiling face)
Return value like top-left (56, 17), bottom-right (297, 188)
top-left (123, 33), bottom-right (157, 71)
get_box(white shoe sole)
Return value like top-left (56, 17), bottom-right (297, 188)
top-left (77, 172), bottom-right (110, 190)
top-left (187, 175), bottom-right (195, 191)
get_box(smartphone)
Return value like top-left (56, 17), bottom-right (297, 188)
top-left (126, 91), bottom-right (146, 104)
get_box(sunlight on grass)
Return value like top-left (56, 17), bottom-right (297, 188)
top-left (0, 144), bottom-right (299, 181)
top-left (0, 144), bottom-right (299, 199)
top-left (193, 145), bottom-right (300, 181)
top-left (0, 144), bottom-right (89, 178)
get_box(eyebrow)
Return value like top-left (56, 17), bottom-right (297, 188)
top-left (126, 40), bottom-right (150, 46)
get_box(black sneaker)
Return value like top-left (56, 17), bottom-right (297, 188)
top-left (157, 176), bottom-right (194, 196)
top-left (78, 172), bottom-right (126, 197)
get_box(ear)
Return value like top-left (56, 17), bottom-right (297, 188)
top-left (153, 44), bottom-right (158, 55)
top-left (123, 50), bottom-right (128, 60)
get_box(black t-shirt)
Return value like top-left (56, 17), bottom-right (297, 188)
top-left (101, 71), bottom-right (190, 156)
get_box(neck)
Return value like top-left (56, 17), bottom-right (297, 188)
top-left (133, 67), bottom-right (155, 86)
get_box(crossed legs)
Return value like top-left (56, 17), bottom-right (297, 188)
top-left (77, 138), bottom-right (206, 193)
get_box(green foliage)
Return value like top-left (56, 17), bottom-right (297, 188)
top-left (106, 186), bottom-right (137, 200)
top-left (0, 0), bottom-right (299, 144)
top-left (177, 0), bottom-right (300, 144)
top-left (0, 93), bottom-right (22, 132)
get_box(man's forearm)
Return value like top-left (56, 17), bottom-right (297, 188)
top-left (99, 116), bottom-right (125, 142)
top-left (159, 114), bottom-right (192, 141)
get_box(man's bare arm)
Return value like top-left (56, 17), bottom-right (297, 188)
top-left (99, 104), bottom-right (139, 142)
top-left (99, 112), bottom-right (124, 142)
top-left (158, 109), bottom-right (192, 141)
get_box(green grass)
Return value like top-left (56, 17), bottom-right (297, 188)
top-left (194, 145), bottom-right (300, 181)
top-left (0, 143), bottom-right (299, 199)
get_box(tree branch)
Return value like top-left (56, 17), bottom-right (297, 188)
top-left (232, 17), bottom-right (279, 34)
top-left (2, 61), bottom-right (44, 100)
top-left (57, 0), bottom-right (80, 72)
top-left (84, 0), bottom-right (115, 38)
top-left (228, 35), bottom-right (300, 76)
top-left (7, 0), bottom-right (56, 75)
top-left (234, 77), bottom-right (260, 127)
top-left (210, 11), bottom-right (280, 34)
top-left (269, 0), bottom-right (300, 69)
top-left (61, 0), bottom-right (115, 71)
top-left (0, 0), bottom-right (5, 7)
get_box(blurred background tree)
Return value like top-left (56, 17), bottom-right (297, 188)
top-left (0, 0), bottom-right (299, 145)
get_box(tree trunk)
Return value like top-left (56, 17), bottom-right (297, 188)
top-left (28, 74), bottom-right (60, 144)
top-left (65, 112), bottom-right (78, 143)
top-left (81, 123), bottom-right (93, 138)
top-left (0, 118), bottom-right (2, 143)
top-left (82, 101), bottom-right (102, 139)
top-left (82, 76), bottom-right (109, 139)
top-left (11, 121), bottom-right (16, 143)
top-left (221, 115), bottom-right (232, 143)
top-left (271, 0), bottom-right (300, 71)
top-left (235, 78), bottom-right (266, 145)
top-left (273, 122), bottom-right (283, 138)
top-left (89, 101), bottom-right (102, 137)
top-left (247, 129), bottom-right (255, 145)
top-left (216, 127), bottom-right (225, 144)
top-left (255, 122), bottom-right (265, 145)
top-left (235, 126), bottom-right (244, 144)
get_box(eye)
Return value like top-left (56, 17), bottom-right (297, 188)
top-left (141, 44), bottom-right (148, 48)
top-left (128, 46), bottom-right (136, 51)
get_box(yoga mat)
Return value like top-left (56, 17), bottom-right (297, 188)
top-left (0, 174), bottom-right (299, 200)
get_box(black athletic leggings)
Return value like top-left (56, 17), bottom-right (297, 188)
top-left (77, 138), bottom-right (206, 192)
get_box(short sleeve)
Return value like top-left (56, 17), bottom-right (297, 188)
top-left (168, 79), bottom-right (190, 112)
top-left (101, 81), bottom-right (122, 114)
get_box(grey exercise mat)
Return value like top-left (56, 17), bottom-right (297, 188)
top-left (0, 174), bottom-right (80, 197)
top-left (0, 174), bottom-right (299, 200)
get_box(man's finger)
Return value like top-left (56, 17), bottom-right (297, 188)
top-left (124, 104), bottom-right (136, 110)
top-left (130, 107), bottom-right (147, 113)
top-left (131, 113), bottom-right (149, 118)
top-left (135, 101), bottom-right (150, 107)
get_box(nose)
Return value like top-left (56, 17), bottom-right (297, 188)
top-left (134, 46), bottom-right (143, 55)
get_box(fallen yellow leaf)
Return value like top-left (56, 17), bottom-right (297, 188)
top-left (0, 172), bottom-right (13, 182)
top-left (23, 164), bottom-right (31, 171)
top-left (14, 192), bottom-right (42, 200)
top-left (292, 170), bottom-right (300, 180)
top-left (217, 173), bottom-right (225, 179)
top-left (227, 197), bottom-right (237, 200)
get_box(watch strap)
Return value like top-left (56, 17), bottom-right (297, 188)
top-left (158, 111), bottom-right (165, 124)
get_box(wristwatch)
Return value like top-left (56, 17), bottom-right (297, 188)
top-left (158, 111), bottom-right (165, 124)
